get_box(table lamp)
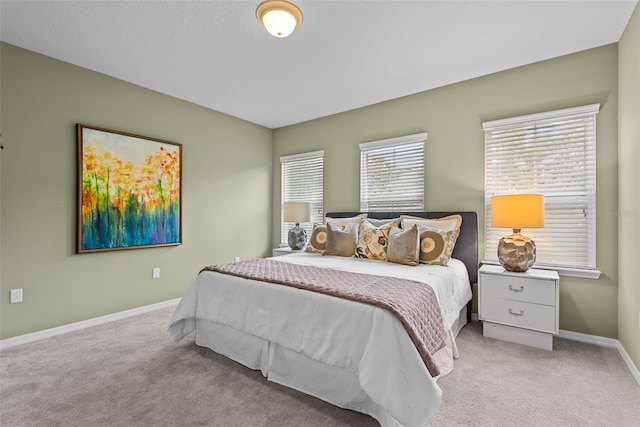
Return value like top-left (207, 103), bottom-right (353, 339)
top-left (284, 201), bottom-right (310, 250)
top-left (491, 194), bottom-right (544, 272)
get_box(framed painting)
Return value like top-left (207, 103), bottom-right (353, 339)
top-left (76, 124), bottom-right (182, 253)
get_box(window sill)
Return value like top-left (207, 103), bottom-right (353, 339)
top-left (481, 261), bottom-right (602, 279)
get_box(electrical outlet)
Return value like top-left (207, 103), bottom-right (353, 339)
top-left (152, 268), bottom-right (160, 279)
top-left (10, 289), bottom-right (23, 304)
top-left (234, 256), bottom-right (240, 262)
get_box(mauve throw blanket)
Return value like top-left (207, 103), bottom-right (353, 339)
top-left (203, 258), bottom-right (447, 377)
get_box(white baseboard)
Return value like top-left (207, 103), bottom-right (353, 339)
top-left (471, 314), bottom-right (640, 387)
top-left (0, 298), bottom-right (181, 350)
top-left (4, 304), bottom-right (639, 388)
top-left (558, 329), bottom-right (640, 387)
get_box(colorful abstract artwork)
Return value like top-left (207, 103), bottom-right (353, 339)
top-left (77, 124), bottom-right (182, 253)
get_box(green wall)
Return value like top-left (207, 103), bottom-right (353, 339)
top-left (0, 43), bottom-right (273, 339)
top-left (272, 44), bottom-right (620, 339)
top-left (618, 3), bottom-right (640, 370)
top-left (1, 26), bottom-right (635, 367)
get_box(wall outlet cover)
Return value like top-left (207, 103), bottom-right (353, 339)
top-left (10, 288), bottom-right (23, 304)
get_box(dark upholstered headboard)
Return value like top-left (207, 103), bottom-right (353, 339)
top-left (325, 211), bottom-right (479, 285)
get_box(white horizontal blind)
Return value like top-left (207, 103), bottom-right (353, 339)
top-left (280, 151), bottom-right (324, 245)
top-left (360, 133), bottom-right (426, 211)
top-left (483, 104), bottom-right (599, 270)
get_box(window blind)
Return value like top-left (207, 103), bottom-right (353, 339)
top-left (280, 150), bottom-right (324, 245)
top-left (360, 133), bottom-right (426, 212)
top-left (483, 104), bottom-right (599, 271)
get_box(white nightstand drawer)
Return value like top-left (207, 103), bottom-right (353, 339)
top-left (481, 298), bottom-right (556, 333)
top-left (482, 274), bottom-right (556, 306)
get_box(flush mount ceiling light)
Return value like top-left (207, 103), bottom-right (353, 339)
top-left (256, 0), bottom-right (303, 38)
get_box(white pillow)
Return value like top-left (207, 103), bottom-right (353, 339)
top-left (400, 214), bottom-right (462, 232)
top-left (324, 213), bottom-right (367, 229)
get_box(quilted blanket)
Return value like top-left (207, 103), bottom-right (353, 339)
top-left (203, 258), bottom-right (447, 377)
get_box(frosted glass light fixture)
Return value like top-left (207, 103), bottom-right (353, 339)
top-left (256, 0), bottom-right (303, 38)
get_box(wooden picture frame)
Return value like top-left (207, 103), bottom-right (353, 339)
top-left (76, 124), bottom-right (182, 253)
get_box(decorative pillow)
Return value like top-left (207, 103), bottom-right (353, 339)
top-left (387, 225), bottom-right (420, 266)
top-left (324, 213), bottom-right (367, 229)
top-left (400, 214), bottom-right (462, 232)
top-left (355, 219), bottom-right (396, 260)
top-left (417, 225), bottom-right (460, 266)
top-left (305, 224), bottom-right (327, 254)
top-left (324, 222), bottom-right (358, 257)
top-left (306, 214), bottom-right (366, 254)
top-left (365, 217), bottom-right (399, 227)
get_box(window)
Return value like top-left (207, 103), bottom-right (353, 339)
top-left (483, 104), bottom-right (600, 277)
top-left (360, 133), bottom-right (426, 211)
top-left (280, 150), bottom-right (324, 245)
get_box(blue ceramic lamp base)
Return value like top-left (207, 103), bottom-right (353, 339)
top-left (288, 223), bottom-right (307, 250)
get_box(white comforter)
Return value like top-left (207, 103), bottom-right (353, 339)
top-left (169, 253), bottom-right (472, 427)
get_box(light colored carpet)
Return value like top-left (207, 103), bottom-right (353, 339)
top-left (1, 306), bottom-right (638, 427)
top-left (432, 321), bottom-right (640, 427)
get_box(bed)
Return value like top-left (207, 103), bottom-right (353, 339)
top-left (168, 211), bottom-right (478, 427)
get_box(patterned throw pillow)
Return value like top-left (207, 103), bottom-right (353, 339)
top-left (355, 219), bottom-right (396, 261)
top-left (417, 225), bottom-right (460, 266)
top-left (324, 222), bottom-right (358, 257)
top-left (387, 225), bottom-right (420, 266)
top-left (305, 224), bottom-right (327, 254)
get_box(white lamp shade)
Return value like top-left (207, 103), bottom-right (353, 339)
top-left (284, 202), bottom-right (310, 223)
top-left (491, 194), bottom-right (545, 229)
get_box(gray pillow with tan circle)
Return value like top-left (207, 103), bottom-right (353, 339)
top-left (306, 214), bottom-right (366, 254)
top-left (417, 225), bottom-right (460, 266)
top-left (305, 224), bottom-right (328, 254)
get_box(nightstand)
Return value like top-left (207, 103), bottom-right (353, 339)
top-left (272, 247), bottom-right (302, 257)
top-left (478, 264), bottom-right (559, 350)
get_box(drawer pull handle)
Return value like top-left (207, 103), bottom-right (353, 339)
top-left (508, 285), bottom-right (524, 292)
top-left (508, 309), bottom-right (524, 317)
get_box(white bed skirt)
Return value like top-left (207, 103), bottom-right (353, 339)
top-left (169, 254), bottom-right (473, 426)
top-left (192, 305), bottom-right (468, 427)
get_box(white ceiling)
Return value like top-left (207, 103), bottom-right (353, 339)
top-left (1, 0), bottom-right (637, 129)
